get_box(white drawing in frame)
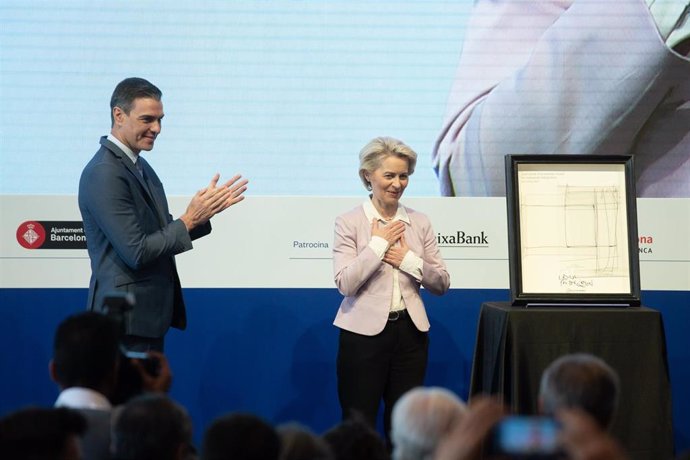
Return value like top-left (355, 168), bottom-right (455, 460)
top-left (517, 163), bottom-right (631, 295)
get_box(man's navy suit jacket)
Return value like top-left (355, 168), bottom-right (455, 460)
top-left (78, 136), bottom-right (210, 337)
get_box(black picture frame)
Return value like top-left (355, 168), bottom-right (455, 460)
top-left (505, 154), bottom-right (640, 307)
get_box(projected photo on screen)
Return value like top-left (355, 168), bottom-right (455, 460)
top-left (433, 0), bottom-right (690, 198)
top-left (1, 0), bottom-right (688, 197)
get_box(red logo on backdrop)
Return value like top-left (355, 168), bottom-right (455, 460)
top-left (16, 221), bottom-right (46, 249)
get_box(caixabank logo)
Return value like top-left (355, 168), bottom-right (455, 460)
top-left (16, 221), bottom-right (87, 250)
top-left (436, 230), bottom-right (489, 247)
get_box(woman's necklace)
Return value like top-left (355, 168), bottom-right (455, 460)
top-left (382, 213), bottom-right (395, 222)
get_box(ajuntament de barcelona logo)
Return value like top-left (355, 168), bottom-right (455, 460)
top-left (16, 221), bottom-right (87, 250)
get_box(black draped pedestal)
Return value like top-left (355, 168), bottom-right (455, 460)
top-left (470, 302), bottom-right (673, 460)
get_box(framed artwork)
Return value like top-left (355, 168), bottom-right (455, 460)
top-left (505, 155), bottom-right (640, 306)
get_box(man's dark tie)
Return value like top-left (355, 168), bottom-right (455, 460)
top-left (135, 159), bottom-right (146, 180)
top-left (135, 159), bottom-right (154, 198)
top-left (135, 158), bottom-right (166, 226)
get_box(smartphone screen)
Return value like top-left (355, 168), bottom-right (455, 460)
top-left (123, 350), bottom-right (149, 360)
top-left (489, 416), bottom-right (560, 458)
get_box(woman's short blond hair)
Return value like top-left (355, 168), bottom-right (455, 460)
top-left (358, 137), bottom-right (417, 190)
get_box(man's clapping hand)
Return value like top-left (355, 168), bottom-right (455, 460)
top-left (180, 173), bottom-right (248, 230)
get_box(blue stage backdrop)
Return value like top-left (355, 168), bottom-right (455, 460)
top-left (0, 288), bottom-right (688, 451)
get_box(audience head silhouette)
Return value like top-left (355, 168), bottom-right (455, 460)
top-left (50, 311), bottom-right (121, 396)
top-left (112, 394), bottom-right (193, 460)
top-left (0, 406), bottom-right (86, 460)
top-left (202, 412), bottom-right (281, 460)
top-left (277, 422), bottom-right (334, 460)
top-left (539, 353), bottom-right (620, 429)
top-left (323, 414), bottom-right (389, 460)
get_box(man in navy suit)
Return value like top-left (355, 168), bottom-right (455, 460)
top-left (79, 77), bottom-right (247, 351)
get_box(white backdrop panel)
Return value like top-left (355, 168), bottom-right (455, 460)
top-left (1, 196), bottom-right (688, 291)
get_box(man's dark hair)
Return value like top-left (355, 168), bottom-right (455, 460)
top-left (539, 353), bottom-right (620, 429)
top-left (323, 415), bottom-right (389, 460)
top-left (202, 413), bottom-right (281, 460)
top-left (110, 77), bottom-right (162, 126)
top-left (0, 407), bottom-right (86, 460)
top-left (113, 394), bottom-right (193, 460)
top-left (277, 422), bottom-right (334, 460)
top-left (52, 311), bottom-right (121, 390)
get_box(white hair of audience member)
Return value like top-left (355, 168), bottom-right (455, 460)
top-left (391, 386), bottom-right (468, 460)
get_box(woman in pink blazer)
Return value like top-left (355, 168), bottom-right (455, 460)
top-left (332, 137), bottom-right (450, 443)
